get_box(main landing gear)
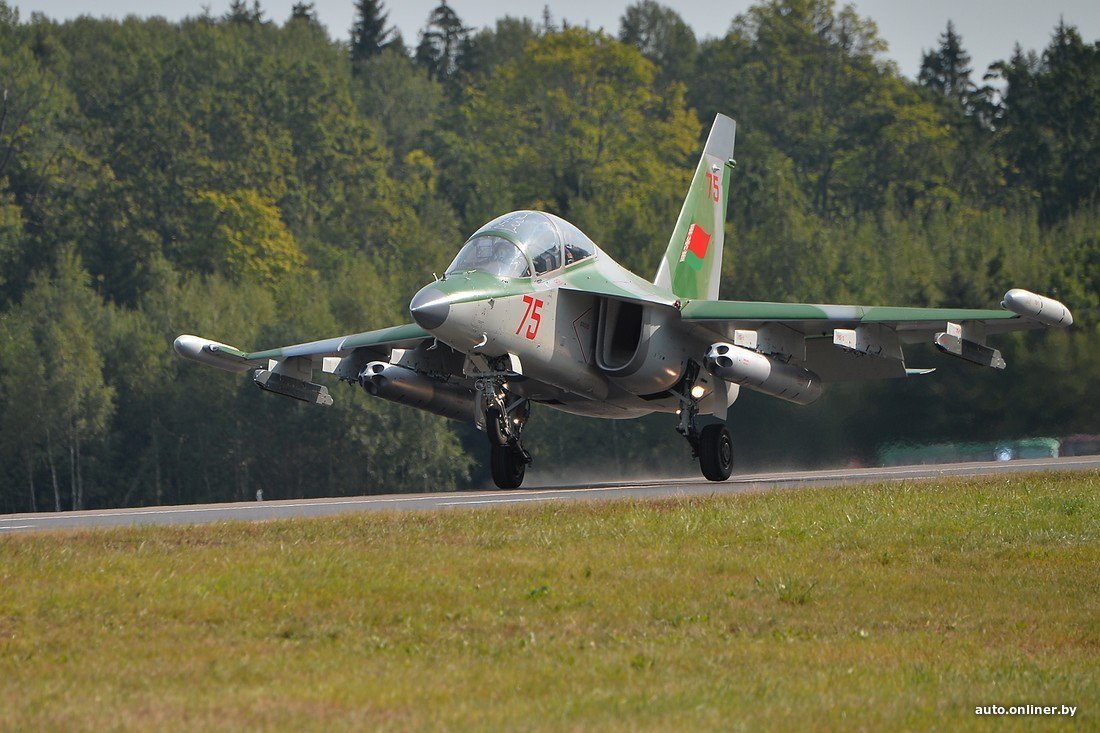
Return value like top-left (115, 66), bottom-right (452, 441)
top-left (478, 378), bottom-right (532, 489)
top-left (676, 393), bottom-right (734, 482)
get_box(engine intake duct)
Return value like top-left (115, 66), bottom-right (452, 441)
top-left (704, 342), bottom-right (823, 405)
top-left (359, 362), bottom-right (475, 422)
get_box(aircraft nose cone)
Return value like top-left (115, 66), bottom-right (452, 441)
top-left (409, 286), bottom-right (450, 330)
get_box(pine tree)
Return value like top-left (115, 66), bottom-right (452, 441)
top-left (992, 22), bottom-right (1100, 221)
top-left (414, 1), bottom-right (471, 81)
top-left (290, 2), bottom-right (317, 24)
top-left (919, 21), bottom-right (974, 104)
top-left (224, 0), bottom-right (263, 25)
top-left (351, 0), bottom-right (398, 71)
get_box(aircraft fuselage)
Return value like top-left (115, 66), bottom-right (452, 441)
top-left (408, 255), bottom-right (732, 419)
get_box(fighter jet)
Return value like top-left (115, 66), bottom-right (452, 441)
top-left (175, 114), bottom-right (1074, 489)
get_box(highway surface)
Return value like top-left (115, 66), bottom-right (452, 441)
top-left (1, 455), bottom-right (1097, 534)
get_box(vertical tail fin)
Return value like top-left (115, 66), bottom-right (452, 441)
top-left (654, 114), bottom-right (736, 301)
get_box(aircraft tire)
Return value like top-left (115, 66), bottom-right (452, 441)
top-left (486, 408), bottom-right (509, 447)
top-left (699, 424), bottom-right (733, 481)
top-left (490, 444), bottom-right (525, 489)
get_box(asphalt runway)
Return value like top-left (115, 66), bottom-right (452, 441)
top-left (1, 455), bottom-right (1097, 534)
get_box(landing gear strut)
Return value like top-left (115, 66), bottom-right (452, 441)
top-left (675, 372), bottom-right (733, 482)
top-left (476, 374), bottom-right (532, 489)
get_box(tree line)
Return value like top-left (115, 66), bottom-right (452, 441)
top-left (0, 0), bottom-right (1096, 512)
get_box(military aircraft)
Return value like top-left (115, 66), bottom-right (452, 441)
top-left (175, 114), bottom-right (1074, 489)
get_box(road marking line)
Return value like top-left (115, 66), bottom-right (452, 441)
top-left (438, 496), bottom-right (559, 506)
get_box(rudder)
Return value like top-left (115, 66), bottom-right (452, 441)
top-left (654, 114), bottom-right (736, 301)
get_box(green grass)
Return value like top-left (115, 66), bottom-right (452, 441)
top-left (2, 472), bottom-right (1098, 731)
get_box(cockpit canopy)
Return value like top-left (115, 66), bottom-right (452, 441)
top-left (446, 210), bottom-right (597, 279)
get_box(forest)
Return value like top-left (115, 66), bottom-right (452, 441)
top-left (0, 0), bottom-right (1096, 512)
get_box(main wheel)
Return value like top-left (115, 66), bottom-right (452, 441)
top-left (485, 407), bottom-right (509, 447)
top-left (699, 424), bottom-right (733, 481)
top-left (490, 444), bottom-right (526, 489)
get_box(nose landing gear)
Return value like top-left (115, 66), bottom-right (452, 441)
top-left (477, 377), bottom-right (532, 489)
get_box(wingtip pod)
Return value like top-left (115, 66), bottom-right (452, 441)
top-left (1001, 289), bottom-right (1073, 328)
top-left (173, 335), bottom-right (255, 372)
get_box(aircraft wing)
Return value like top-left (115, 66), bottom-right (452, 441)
top-left (679, 288), bottom-right (1072, 381)
top-left (174, 323), bottom-right (436, 406)
top-left (242, 323), bottom-right (431, 363)
top-left (175, 322), bottom-right (474, 411)
top-left (174, 323), bottom-right (431, 373)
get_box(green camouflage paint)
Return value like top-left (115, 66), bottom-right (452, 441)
top-left (656, 114), bottom-right (736, 302)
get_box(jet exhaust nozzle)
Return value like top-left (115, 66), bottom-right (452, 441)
top-left (359, 362), bottom-right (476, 422)
top-left (705, 342), bottom-right (823, 405)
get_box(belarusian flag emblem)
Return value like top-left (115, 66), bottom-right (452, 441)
top-left (678, 224), bottom-right (711, 271)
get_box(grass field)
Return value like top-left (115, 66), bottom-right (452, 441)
top-left (1, 472), bottom-right (1097, 731)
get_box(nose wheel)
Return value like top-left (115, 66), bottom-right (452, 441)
top-left (485, 407), bottom-right (511, 448)
top-left (490, 443), bottom-right (528, 489)
top-left (479, 382), bottom-right (532, 489)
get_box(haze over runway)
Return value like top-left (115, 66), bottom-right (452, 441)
top-left (11, 0), bottom-right (1100, 80)
top-left (2, 455), bottom-right (1097, 534)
